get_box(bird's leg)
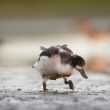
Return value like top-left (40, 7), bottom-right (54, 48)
top-left (43, 79), bottom-right (48, 91)
top-left (63, 77), bottom-right (74, 90)
top-left (43, 81), bottom-right (46, 91)
top-left (68, 80), bottom-right (74, 90)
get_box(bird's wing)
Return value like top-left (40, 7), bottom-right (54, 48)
top-left (40, 46), bottom-right (47, 51)
top-left (61, 45), bottom-right (73, 55)
top-left (39, 45), bottom-right (73, 63)
top-left (39, 46), bottom-right (59, 58)
top-left (62, 44), bottom-right (68, 47)
top-left (59, 52), bottom-right (72, 63)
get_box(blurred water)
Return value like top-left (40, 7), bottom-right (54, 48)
top-left (0, 18), bottom-right (110, 69)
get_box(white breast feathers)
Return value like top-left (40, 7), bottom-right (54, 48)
top-left (34, 55), bottom-right (72, 74)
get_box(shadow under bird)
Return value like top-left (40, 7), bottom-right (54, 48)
top-left (32, 44), bottom-right (88, 91)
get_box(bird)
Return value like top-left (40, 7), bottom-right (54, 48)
top-left (32, 44), bottom-right (88, 91)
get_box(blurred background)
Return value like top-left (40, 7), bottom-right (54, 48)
top-left (0, 0), bottom-right (110, 74)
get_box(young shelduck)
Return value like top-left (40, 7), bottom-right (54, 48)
top-left (32, 44), bottom-right (88, 91)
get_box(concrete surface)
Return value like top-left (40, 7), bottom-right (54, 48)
top-left (0, 67), bottom-right (110, 110)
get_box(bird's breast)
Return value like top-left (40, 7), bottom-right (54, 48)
top-left (34, 55), bottom-right (74, 80)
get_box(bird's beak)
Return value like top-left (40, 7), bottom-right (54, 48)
top-left (79, 69), bottom-right (88, 79)
top-left (75, 66), bottom-right (88, 79)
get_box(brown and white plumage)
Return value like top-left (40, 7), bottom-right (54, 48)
top-left (33, 44), bottom-right (88, 91)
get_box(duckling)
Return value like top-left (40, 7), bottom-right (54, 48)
top-left (32, 45), bottom-right (88, 91)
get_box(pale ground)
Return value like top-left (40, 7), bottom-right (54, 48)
top-left (0, 67), bottom-right (110, 110)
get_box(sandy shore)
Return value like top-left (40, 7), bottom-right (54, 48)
top-left (0, 67), bottom-right (110, 110)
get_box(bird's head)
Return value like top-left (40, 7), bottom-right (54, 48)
top-left (68, 55), bottom-right (88, 79)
